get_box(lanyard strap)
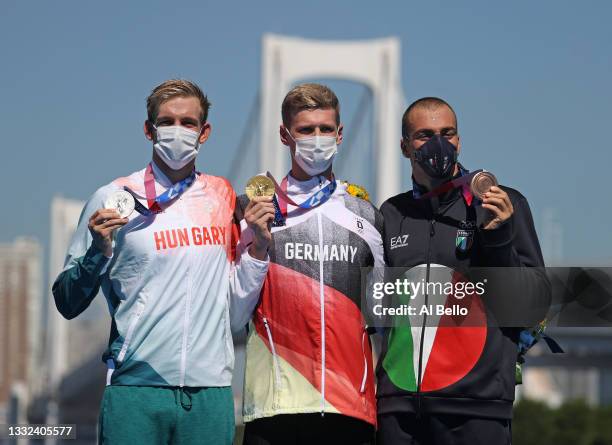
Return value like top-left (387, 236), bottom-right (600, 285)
top-left (144, 163), bottom-right (162, 212)
top-left (125, 163), bottom-right (196, 216)
top-left (267, 172), bottom-right (337, 216)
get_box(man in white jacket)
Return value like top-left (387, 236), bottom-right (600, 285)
top-left (52, 79), bottom-right (274, 444)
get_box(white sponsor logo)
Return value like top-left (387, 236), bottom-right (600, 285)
top-left (389, 234), bottom-right (409, 250)
top-left (284, 243), bottom-right (358, 263)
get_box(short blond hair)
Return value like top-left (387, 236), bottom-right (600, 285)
top-left (281, 83), bottom-right (340, 128)
top-left (146, 79), bottom-right (211, 125)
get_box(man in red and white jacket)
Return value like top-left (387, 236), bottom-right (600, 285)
top-left (239, 83), bottom-right (384, 445)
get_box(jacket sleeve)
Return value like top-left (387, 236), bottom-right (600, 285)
top-left (477, 190), bottom-right (551, 326)
top-left (364, 205), bottom-right (386, 331)
top-left (228, 194), bottom-right (269, 333)
top-left (51, 186), bottom-right (114, 320)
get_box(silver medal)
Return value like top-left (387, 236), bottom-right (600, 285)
top-left (104, 190), bottom-right (135, 218)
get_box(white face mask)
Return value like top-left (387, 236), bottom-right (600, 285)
top-left (153, 125), bottom-right (201, 170)
top-left (286, 129), bottom-right (338, 176)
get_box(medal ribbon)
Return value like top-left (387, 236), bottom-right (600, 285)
top-left (266, 172), bottom-right (337, 216)
top-left (125, 163), bottom-right (196, 216)
top-left (416, 168), bottom-right (482, 206)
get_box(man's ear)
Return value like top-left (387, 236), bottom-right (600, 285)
top-left (336, 123), bottom-right (344, 146)
top-left (198, 122), bottom-right (212, 144)
top-left (456, 134), bottom-right (461, 156)
top-left (400, 138), bottom-right (411, 159)
top-left (144, 121), bottom-right (154, 141)
top-left (279, 125), bottom-right (292, 147)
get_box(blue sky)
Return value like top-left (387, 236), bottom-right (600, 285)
top-left (1, 0), bottom-right (611, 264)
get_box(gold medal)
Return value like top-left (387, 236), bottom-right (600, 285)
top-left (245, 175), bottom-right (275, 200)
top-left (470, 171), bottom-right (498, 200)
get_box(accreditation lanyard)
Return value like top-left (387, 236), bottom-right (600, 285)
top-left (267, 172), bottom-right (337, 217)
top-left (125, 163), bottom-right (196, 216)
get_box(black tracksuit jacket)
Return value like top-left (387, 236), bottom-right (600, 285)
top-left (376, 180), bottom-right (550, 420)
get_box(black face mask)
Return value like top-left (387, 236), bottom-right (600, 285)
top-left (412, 135), bottom-right (458, 179)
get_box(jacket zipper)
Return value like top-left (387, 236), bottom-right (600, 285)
top-left (360, 329), bottom-right (368, 393)
top-left (179, 265), bottom-right (193, 387)
top-left (416, 219), bottom-right (436, 417)
top-left (262, 317), bottom-right (282, 388)
top-left (317, 211), bottom-right (326, 414)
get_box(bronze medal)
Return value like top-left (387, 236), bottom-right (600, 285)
top-left (470, 171), bottom-right (498, 200)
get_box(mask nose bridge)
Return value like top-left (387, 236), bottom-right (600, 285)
top-left (172, 125), bottom-right (181, 139)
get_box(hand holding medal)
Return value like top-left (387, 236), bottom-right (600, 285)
top-left (88, 207), bottom-right (129, 258)
top-left (481, 188), bottom-right (514, 231)
top-left (416, 167), bottom-right (512, 229)
top-left (244, 175), bottom-right (276, 260)
top-left (87, 191), bottom-right (135, 257)
top-left (473, 172), bottom-right (514, 230)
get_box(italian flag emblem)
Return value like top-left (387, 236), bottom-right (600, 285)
top-left (382, 264), bottom-right (488, 392)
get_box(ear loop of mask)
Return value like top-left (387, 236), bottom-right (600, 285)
top-left (283, 126), bottom-right (295, 145)
top-left (149, 121), bottom-right (206, 145)
top-left (283, 126), bottom-right (340, 145)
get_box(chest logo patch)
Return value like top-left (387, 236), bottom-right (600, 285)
top-left (390, 234), bottom-right (409, 250)
top-left (456, 220), bottom-right (476, 253)
top-left (355, 217), bottom-right (365, 234)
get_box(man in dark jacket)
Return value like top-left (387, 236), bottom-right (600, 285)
top-left (376, 97), bottom-right (550, 444)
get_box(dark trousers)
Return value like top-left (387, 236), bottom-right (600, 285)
top-left (377, 413), bottom-right (511, 445)
top-left (243, 413), bottom-right (375, 445)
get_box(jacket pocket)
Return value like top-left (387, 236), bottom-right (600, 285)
top-left (262, 317), bottom-right (282, 390)
top-left (117, 299), bottom-right (146, 365)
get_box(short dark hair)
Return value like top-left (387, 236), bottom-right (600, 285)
top-left (402, 97), bottom-right (457, 138)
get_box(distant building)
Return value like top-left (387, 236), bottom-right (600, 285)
top-left (40, 196), bottom-right (109, 443)
top-left (519, 215), bottom-right (612, 408)
top-left (46, 196), bottom-right (109, 389)
top-left (520, 328), bottom-right (612, 407)
top-left (0, 237), bottom-right (43, 425)
top-left (540, 208), bottom-right (564, 266)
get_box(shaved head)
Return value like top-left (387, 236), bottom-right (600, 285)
top-left (402, 97), bottom-right (457, 138)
